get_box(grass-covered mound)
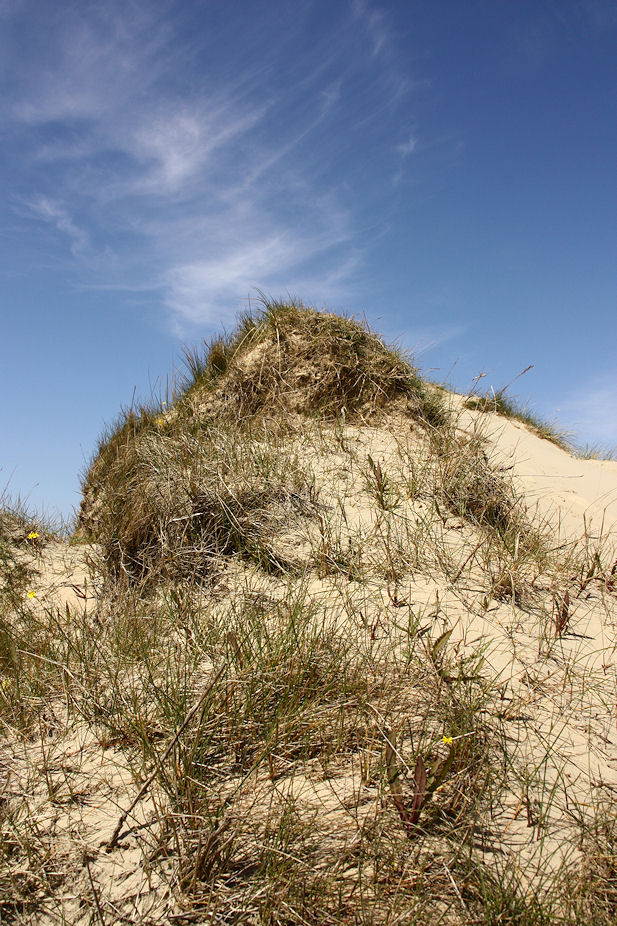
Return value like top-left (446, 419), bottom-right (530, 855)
top-left (79, 299), bottom-right (445, 583)
top-left (179, 299), bottom-right (444, 423)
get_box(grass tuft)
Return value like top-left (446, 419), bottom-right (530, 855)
top-left (465, 390), bottom-right (572, 451)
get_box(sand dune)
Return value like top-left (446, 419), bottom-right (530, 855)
top-left (3, 306), bottom-right (617, 923)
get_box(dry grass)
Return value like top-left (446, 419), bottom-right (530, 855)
top-left (464, 391), bottom-right (572, 452)
top-left (79, 297), bottom-right (445, 588)
top-left (2, 301), bottom-right (617, 923)
top-left (178, 297), bottom-right (444, 423)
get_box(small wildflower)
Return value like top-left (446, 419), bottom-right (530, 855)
top-left (27, 590), bottom-right (37, 599)
top-left (27, 530), bottom-right (39, 540)
top-left (442, 736), bottom-right (453, 745)
top-left (1, 678), bottom-right (9, 690)
top-left (155, 416), bottom-right (165, 426)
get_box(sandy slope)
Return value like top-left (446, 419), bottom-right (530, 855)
top-left (4, 403), bottom-right (617, 922)
top-left (480, 412), bottom-right (617, 542)
top-left (451, 405), bottom-right (617, 878)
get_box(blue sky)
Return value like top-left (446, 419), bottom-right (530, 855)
top-left (1, 0), bottom-right (616, 521)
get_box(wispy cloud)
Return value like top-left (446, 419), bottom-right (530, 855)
top-left (3, 0), bottom-right (418, 330)
top-left (165, 236), bottom-right (305, 326)
top-left (396, 135), bottom-right (417, 157)
top-left (393, 132), bottom-right (418, 184)
top-left (407, 323), bottom-right (467, 359)
top-left (9, 4), bottom-right (170, 124)
top-left (24, 195), bottom-right (88, 254)
top-left (351, 0), bottom-right (390, 58)
top-left (126, 104), bottom-right (265, 198)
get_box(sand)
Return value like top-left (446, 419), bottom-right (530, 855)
top-left (477, 411), bottom-right (617, 541)
top-left (3, 398), bottom-right (617, 921)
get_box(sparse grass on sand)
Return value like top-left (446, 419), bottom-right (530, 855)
top-left (2, 299), bottom-right (617, 923)
top-left (464, 390), bottom-right (617, 462)
top-left (577, 443), bottom-right (617, 462)
top-left (464, 391), bottom-right (572, 452)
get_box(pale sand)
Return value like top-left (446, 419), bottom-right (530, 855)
top-left (473, 409), bottom-right (617, 541)
top-left (4, 399), bottom-right (617, 921)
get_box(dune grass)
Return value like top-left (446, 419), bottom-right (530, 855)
top-left (465, 389), bottom-right (617, 462)
top-left (577, 443), bottom-right (617, 462)
top-left (464, 391), bottom-right (573, 452)
top-left (2, 301), bottom-right (617, 922)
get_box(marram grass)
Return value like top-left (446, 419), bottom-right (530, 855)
top-left (1, 300), bottom-right (616, 923)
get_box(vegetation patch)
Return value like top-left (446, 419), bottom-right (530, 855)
top-left (179, 297), bottom-right (445, 424)
top-left (465, 391), bottom-right (572, 451)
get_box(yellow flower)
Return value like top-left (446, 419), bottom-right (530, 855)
top-left (27, 590), bottom-right (36, 599)
top-left (442, 736), bottom-right (453, 745)
top-left (155, 416), bottom-right (165, 426)
top-left (27, 531), bottom-right (39, 540)
top-left (1, 678), bottom-right (9, 690)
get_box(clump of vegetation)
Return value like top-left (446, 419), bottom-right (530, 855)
top-left (1, 514), bottom-right (34, 609)
top-left (87, 424), bottom-right (310, 585)
top-left (578, 443), bottom-right (617, 462)
top-left (465, 390), bottom-right (572, 451)
top-left (0, 498), bottom-right (68, 734)
top-left (79, 298), bottom-right (446, 583)
top-left (178, 297), bottom-right (445, 424)
top-left (433, 428), bottom-right (518, 533)
top-left (0, 494), bottom-right (50, 619)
